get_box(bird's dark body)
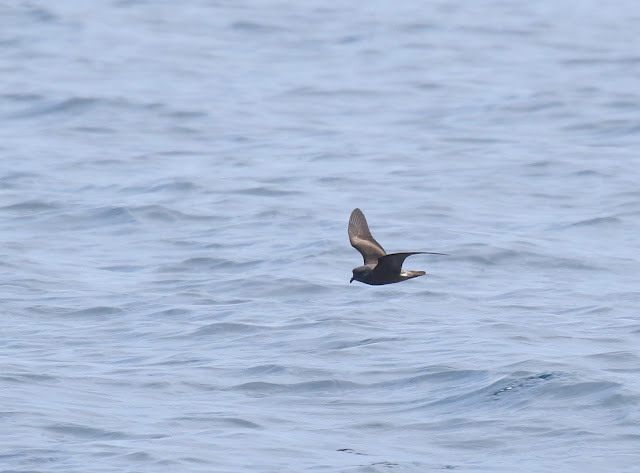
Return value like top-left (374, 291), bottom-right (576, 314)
top-left (348, 208), bottom-right (443, 286)
top-left (353, 266), bottom-right (426, 285)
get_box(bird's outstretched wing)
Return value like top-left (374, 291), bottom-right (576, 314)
top-left (348, 208), bottom-right (386, 265)
top-left (375, 251), bottom-right (446, 273)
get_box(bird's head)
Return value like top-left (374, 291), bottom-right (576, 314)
top-left (350, 265), bottom-right (372, 284)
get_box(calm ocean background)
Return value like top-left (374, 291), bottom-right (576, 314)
top-left (2, 1), bottom-right (640, 472)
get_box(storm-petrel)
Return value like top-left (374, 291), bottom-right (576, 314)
top-left (348, 208), bottom-right (444, 285)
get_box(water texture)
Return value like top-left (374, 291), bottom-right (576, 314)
top-left (1, 1), bottom-right (640, 472)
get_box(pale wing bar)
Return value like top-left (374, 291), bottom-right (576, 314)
top-left (348, 208), bottom-right (386, 264)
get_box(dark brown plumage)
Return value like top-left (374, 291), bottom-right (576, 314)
top-left (348, 208), bottom-right (444, 285)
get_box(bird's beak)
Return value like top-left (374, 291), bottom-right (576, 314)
top-left (350, 277), bottom-right (353, 283)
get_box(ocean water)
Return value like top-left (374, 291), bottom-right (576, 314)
top-left (2, 1), bottom-right (640, 472)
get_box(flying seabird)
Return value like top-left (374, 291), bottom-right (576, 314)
top-left (348, 208), bottom-right (445, 285)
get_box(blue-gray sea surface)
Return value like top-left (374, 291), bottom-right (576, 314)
top-left (2, 1), bottom-right (640, 472)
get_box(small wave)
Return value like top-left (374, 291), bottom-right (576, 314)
top-left (146, 308), bottom-right (192, 317)
top-left (127, 205), bottom-right (184, 223)
top-left (43, 205), bottom-right (139, 231)
top-left (543, 257), bottom-right (602, 271)
top-left (100, 265), bottom-right (146, 273)
top-left (10, 97), bottom-right (98, 119)
top-left (397, 369), bottom-right (488, 387)
top-left (1, 92), bottom-right (43, 102)
top-left (1, 372), bottom-right (57, 384)
top-left (143, 180), bottom-right (200, 193)
top-left (317, 175), bottom-right (359, 185)
top-left (173, 415), bottom-right (261, 429)
top-left (166, 110), bottom-right (208, 119)
top-left (320, 336), bottom-right (404, 350)
top-left (24, 5), bottom-right (57, 22)
top-left (213, 417), bottom-right (263, 429)
top-left (95, 206), bottom-right (137, 222)
top-left (0, 171), bottom-right (42, 190)
top-left (156, 257), bottom-right (260, 273)
top-left (108, 203), bottom-right (216, 224)
top-left (491, 372), bottom-right (556, 397)
top-left (246, 278), bottom-right (332, 296)
top-left (281, 86), bottom-right (380, 98)
top-left (397, 371), bottom-right (559, 412)
top-left (229, 379), bottom-right (361, 395)
top-left (67, 306), bottom-right (124, 317)
top-left (587, 350), bottom-right (640, 364)
top-left (568, 216), bottom-right (621, 227)
top-left (563, 56), bottom-right (640, 66)
top-left (587, 351), bottom-right (640, 378)
top-left (459, 248), bottom-right (522, 265)
top-left (557, 305), bottom-right (614, 316)
top-left (183, 257), bottom-right (232, 267)
top-left (45, 423), bottom-right (127, 440)
top-left (192, 322), bottom-right (267, 336)
top-left (71, 125), bottom-right (115, 134)
top-left (548, 381), bottom-right (623, 403)
top-left (240, 364), bottom-right (289, 376)
top-left (120, 451), bottom-right (152, 461)
top-left (0, 200), bottom-right (59, 214)
top-left (230, 21), bottom-right (284, 33)
top-left (233, 186), bottom-right (301, 197)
